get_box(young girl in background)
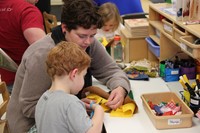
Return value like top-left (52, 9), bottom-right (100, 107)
top-left (95, 2), bottom-right (124, 43)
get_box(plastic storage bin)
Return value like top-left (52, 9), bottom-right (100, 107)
top-left (180, 66), bottom-right (196, 79)
top-left (173, 25), bottom-right (188, 42)
top-left (145, 37), bottom-right (160, 57)
top-left (162, 19), bottom-right (173, 36)
top-left (180, 36), bottom-right (200, 58)
top-left (164, 68), bottom-right (180, 82)
top-left (160, 63), bottom-right (179, 82)
top-left (141, 92), bottom-right (193, 129)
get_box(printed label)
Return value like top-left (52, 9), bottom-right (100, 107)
top-left (171, 70), bottom-right (179, 75)
top-left (190, 98), bottom-right (200, 105)
top-left (164, 24), bottom-right (172, 32)
top-left (180, 43), bottom-right (187, 50)
top-left (168, 119), bottom-right (181, 125)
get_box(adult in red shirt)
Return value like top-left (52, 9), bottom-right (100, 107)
top-left (0, 0), bottom-right (46, 92)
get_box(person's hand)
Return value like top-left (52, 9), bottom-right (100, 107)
top-left (81, 98), bottom-right (96, 112)
top-left (105, 86), bottom-right (127, 110)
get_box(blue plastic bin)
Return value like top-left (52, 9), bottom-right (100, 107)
top-left (145, 37), bottom-right (160, 57)
top-left (164, 68), bottom-right (180, 82)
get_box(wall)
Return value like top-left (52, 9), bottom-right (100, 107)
top-left (51, 0), bottom-right (63, 21)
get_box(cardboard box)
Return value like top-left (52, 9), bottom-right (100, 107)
top-left (141, 92), bottom-right (193, 129)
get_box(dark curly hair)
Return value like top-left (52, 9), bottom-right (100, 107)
top-left (61, 0), bottom-right (103, 31)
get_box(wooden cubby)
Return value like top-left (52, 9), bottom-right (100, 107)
top-left (148, 3), bottom-right (200, 62)
top-left (121, 29), bottom-right (148, 63)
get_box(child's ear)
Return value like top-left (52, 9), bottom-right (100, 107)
top-left (69, 68), bottom-right (78, 80)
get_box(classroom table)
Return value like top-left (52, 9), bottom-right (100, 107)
top-left (93, 77), bottom-right (200, 133)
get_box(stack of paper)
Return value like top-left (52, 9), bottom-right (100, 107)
top-left (124, 18), bottom-right (149, 38)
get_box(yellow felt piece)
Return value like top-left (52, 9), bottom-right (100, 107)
top-left (86, 93), bottom-right (102, 103)
top-left (110, 103), bottom-right (136, 117)
top-left (102, 37), bottom-right (108, 47)
top-left (86, 93), bottom-right (136, 117)
top-left (86, 94), bottom-right (110, 111)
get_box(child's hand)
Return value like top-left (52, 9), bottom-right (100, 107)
top-left (81, 98), bottom-right (96, 111)
top-left (90, 101), bottom-right (103, 118)
top-left (90, 101), bottom-right (99, 110)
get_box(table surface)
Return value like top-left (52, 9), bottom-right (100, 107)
top-left (1, 78), bottom-right (199, 132)
top-left (93, 77), bottom-right (200, 133)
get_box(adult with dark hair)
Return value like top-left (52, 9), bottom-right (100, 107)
top-left (0, 0), bottom-right (46, 92)
top-left (6, 0), bottom-right (130, 132)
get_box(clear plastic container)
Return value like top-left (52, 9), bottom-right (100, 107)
top-left (111, 35), bottom-right (123, 62)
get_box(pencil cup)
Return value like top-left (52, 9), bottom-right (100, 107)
top-left (189, 95), bottom-right (200, 114)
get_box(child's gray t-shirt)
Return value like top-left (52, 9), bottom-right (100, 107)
top-left (35, 90), bottom-right (92, 133)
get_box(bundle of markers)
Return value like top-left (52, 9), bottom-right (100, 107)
top-left (179, 74), bottom-right (200, 99)
top-left (179, 74), bottom-right (200, 119)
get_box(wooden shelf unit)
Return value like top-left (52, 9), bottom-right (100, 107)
top-left (148, 3), bottom-right (200, 62)
top-left (121, 29), bottom-right (148, 63)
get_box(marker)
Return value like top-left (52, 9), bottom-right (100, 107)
top-left (178, 79), bottom-right (187, 91)
top-left (179, 76), bottom-right (196, 96)
top-left (183, 74), bottom-right (189, 84)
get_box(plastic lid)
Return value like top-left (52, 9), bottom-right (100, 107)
top-left (114, 35), bottom-right (120, 41)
